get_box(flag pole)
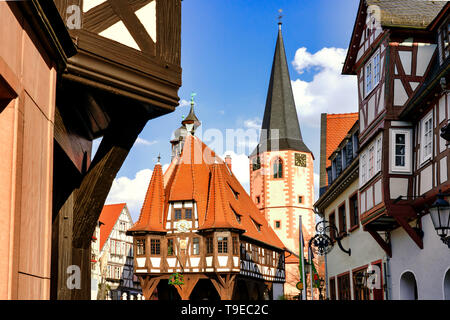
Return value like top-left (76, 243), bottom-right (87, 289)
top-left (299, 216), bottom-right (306, 300)
top-left (309, 246), bottom-right (314, 300)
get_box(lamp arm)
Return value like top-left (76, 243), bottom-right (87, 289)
top-left (324, 223), bottom-right (351, 256)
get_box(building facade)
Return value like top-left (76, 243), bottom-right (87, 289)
top-left (341, 0), bottom-right (450, 300)
top-left (249, 22), bottom-right (316, 297)
top-left (127, 106), bottom-right (286, 300)
top-left (316, 119), bottom-right (387, 300)
top-left (97, 203), bottom-right (141, 300)
top-left (0, 1), bottom-right (76, 299)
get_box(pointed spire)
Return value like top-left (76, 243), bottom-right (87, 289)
top-left (128, 161), bottom-right (165, 233)
top-left (182, 92), bottom-right (201, 134)
top-left (251, 22), bottom-right (311, 156)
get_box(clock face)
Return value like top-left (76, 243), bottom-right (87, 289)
top-left (175, 220), bottom-right (189, 233)
top-left (295, 153), bottom-right (307, 167)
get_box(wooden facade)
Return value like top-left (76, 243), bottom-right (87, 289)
top-left (343, 0), bottom-right (449, 257)
top-left (48, 0), bottom-right (182, 299)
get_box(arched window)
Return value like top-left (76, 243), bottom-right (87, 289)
top-left (273, 157), bottom-right (283, 179)
top-left (400, 271), bottom-right (418, 300)
top-left (444, 268), bottom-right (450, 300)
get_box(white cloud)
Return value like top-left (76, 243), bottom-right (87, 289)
top-left (106, 169), bottom-right (153, 222)
top-left (291, 47), bottom-right (358, 128)
top-left (135, 137), bottom-right (158, 146)
top-left (179, 99), bottom-right (190, 107)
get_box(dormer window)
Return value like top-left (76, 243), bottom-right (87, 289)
top-left (228, 184), bottom-right (239, 200)
top-left (231, 206), bottom-right (241, 223)
top-left (251, 218), bottom-right (262, 232)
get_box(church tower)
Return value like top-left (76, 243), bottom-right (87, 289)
top-left (249, 22), bottom-right (315, 294)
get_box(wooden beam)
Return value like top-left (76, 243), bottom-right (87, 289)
top-left (140, 276), bottom-right (161, 300)
top-left (394, 216), bottom-right (423, 250)
top-left (174, 275), bottom-right (200, 300)
top-left (210, 274), bottom-right (236, 300)
top-left (72, 113), bottom-right (149, 249)
top-left (367, 229), bottom-right (392, 257)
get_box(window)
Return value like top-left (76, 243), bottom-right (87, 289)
top-left (256, 196), bottom-right (260, 204)
top-left (185, 208), bottom-right (192, 219)
top-left (206, 237), bottom-right (214, 254)
top-left (192, 238), bottom-right (200, 255)
top-left (217, 237), bottom-right (228, 254)
top-left (174, 209), bottom-right (182, 220)
top-left (336, 152), bottom-right (342, 176)
top-left (349, 194), bottom-right (359, 229)
top-left (365, 49), bottom-right (381, 97)
top-left (360, 133), bottom-right (383, 185)
top-left (232, 237), bottom-right (238, 255)
top-left (167, 239), bottom-right (174, 256)
top-left (136, 239), bottom-right (145, 256)
top-left (391, 129), bottom-right (412, 172)
top-left (346, 139), bottom-right (353, 165)
top-left (329, 212), bottom-right (336, 242)
top-left (329, 277), bottom-right (336, 300)
top-left (273, 158), bottom-right (283, 179)
top-left (337, 273), bottom-right (351, 300)
top-left (275, 221), bottom-right (281, 229)
top-left (421, 112), bottom-right (433, 164)
top-left (298, 196), bottom-right (303, 204)
top-left (353, 268), bottom-right (370, 300)
top-left (252, 156), bottom-right (261, 171)
top-left (150, 239), bottom-right (160, 255)
top-left (376, 136), bottom-right (382, 172)
top-left (368, 145), bottom-right (375, 178)
top-left (338, 204), bottom-right (347, 235)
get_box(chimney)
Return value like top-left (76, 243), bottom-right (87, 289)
top-left (225, 155), bottom-right (232, 171)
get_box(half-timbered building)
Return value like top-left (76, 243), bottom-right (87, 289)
top-left (127, 106), bottom-right (286, 300)
top-left (342, 0), bottom-right (450, 299)
top-left (316, 119), bottom-right (387, 300)
top-left (49, 0), bottom-right (182, 300)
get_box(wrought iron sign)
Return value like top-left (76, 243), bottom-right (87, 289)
top-left (308, 220), bottom-right (351, 256)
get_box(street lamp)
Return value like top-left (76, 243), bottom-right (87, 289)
top-left (318, 278), bottom-right (325, 300)
top-left (429, 190), bottom-right (450, 248)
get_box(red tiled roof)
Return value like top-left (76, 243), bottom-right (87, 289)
top-left (131, 134), bottom-right (285, 250)
top-left (325, 113), bottom-right (358, 168)
top-left (128, 163), bottom-right (165, 233)
top-left (99, 203), bottom-right (126, 251)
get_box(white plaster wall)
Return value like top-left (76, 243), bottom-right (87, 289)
top-left (324, 179), bottom-right (386, 299)
top-left (389, 215), bottom-right (450, 300)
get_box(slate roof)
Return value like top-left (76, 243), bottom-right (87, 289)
top-left (251, 24), bottom-right (311, 157)
top-left (366, 0), bottom-right (447, 29)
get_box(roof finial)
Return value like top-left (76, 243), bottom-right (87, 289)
top-left (157, 153), bottom-right (161, 164)
top-left (278, 9), bottom-right (283, 28)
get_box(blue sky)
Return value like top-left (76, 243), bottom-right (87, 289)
top-left (105, 0), bottom-right (361, 222)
